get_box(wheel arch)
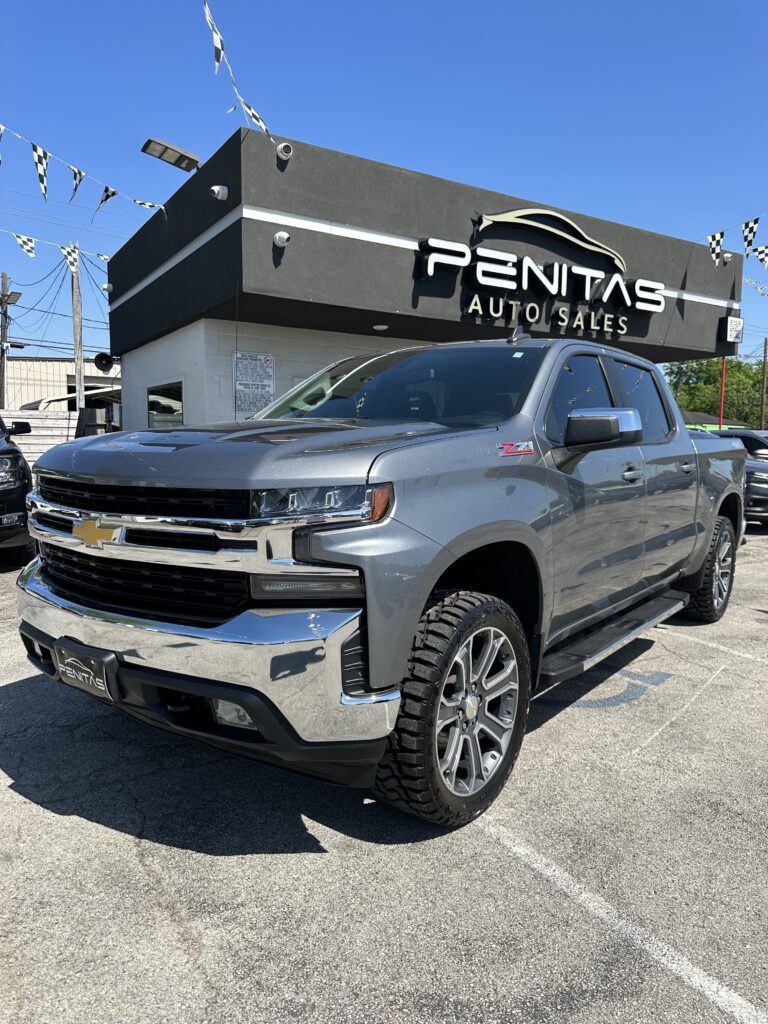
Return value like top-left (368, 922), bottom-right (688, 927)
top-left (717, 490), bottom-right (742, 536)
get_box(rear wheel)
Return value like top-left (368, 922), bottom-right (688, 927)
top-left (686, 516), bottom-right (736, 623)
top-left (374, 591), bottom-right (530, 827)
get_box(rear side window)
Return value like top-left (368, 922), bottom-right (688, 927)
top-left (610, 361), bottom-right (671, 444)
top-left (545, 355), bottom-right (613, 445)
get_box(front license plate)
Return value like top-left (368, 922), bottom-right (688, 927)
top-left (54, 643), bottom-right (114, 702)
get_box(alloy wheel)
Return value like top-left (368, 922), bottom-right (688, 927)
top-left (435, 627), bottom-right (519, 796)
top-left (712, 533), bottom-right (733, 610)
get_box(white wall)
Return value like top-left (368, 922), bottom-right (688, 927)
top-left (120, 319), bottom-right (417, 430)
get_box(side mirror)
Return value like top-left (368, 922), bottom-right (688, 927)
top-left (8, 421), bottom-right (32, 436)
top-left (753, 448), bottom-right (768, 460)
top-left (565, 408), bottom-right (642, 449)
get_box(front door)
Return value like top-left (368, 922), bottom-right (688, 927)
top-left (540, 351), bottom-right (646, 641)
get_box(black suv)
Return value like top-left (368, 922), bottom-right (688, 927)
top-left (715, 429), bottom-right (768, 461)
top-left (0, 415), bottom-right (33, 559)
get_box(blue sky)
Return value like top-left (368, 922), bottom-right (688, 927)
top-left (2, 0), bottom-right (767, 361)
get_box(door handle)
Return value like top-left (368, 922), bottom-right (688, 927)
top-left (623, 467), bottom-right (643, 482)
top-left (681, 462), bottom-right (695, 474)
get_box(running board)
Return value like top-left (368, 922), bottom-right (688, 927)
top-left (537, 591), bottom-right (688, 691)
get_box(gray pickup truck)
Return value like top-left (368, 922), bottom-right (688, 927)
top-left (17, 338), bottom-right (745, 825)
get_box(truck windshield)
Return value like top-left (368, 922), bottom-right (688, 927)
top-left (254, 346), bottom-right (545, 427)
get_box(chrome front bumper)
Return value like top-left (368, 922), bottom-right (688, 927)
top-left (16, 558), bottom-right (400, 744)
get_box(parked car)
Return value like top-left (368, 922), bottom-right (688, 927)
top-left (715, 428), bottom-right (768, 461)
top-left (0, 415), bottom-right (33, 560)
top-left (17, 338), bottom-right (745, 826)
top-left (745, 457), bottom-right (768, 524)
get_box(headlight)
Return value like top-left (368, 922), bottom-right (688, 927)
top-left (0, 456), bottom-right (23, 489)
top-left (251, 483), bottom-right (393, 523)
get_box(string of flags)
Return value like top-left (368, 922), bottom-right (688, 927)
top-left (707, 216), bottom-right (768, 268)
top-left (0, 123), bottom-right (164, 213)
top-left (201, 2), bottom-right (273, 139)
top-left (0, 226), bottom-right (109, 262)
top-left (744, 278), bottom-right (768, 298)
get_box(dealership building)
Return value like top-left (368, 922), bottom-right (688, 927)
top-left (108, 130), bottom-right (743, 430)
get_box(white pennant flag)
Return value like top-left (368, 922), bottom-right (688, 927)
top-left (31, 143), bottom-right (49, 199)
top-left (236, 91), bottom-right (270, 135)
top-left (69, 165), bottom-right (86, 202)
top-left (203, 1), bottom-right (225, 73)
top-left (13, 234), bottom-right (36, 258)
top-left (96, 185), bottom-right (118, 212)
top-left (707, 231), bottom-right (724, 267)
top-left (60, 244), bottom-right (79, 273)
top-left (742, 218), bottom-right (759, 256)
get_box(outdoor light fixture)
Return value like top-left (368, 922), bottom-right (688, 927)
top-left (372, 324), bottom-right (389, 331)
top-left (141, 138), bottom-right (201, 173)
top-left (3, 291), bottom-right (21, 305)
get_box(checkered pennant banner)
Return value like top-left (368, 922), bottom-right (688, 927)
top-left (0, 124), bottom-right (4, 166)
top-left (753, 245), bottom-right (768, 268)
top-left (13, 234), bottom-right (35, 258)
top-left (60, 244), bottom-right (79, 273)
top-left (69, 165), bottom-right (85, 201)
top-left (31, 143), bottom-right (50, 199)
top-left (742, 217), bottom-right (759, 256)
top-left (96, 185), bottom-right (118, 212)
top-left (132, 198), bottom-right (161, 209)
top-left (97, 253), bottom-right (110, 262)
top-left (203, 1), bottom-right (225, 73)
top-left (707, 231), bottom-right (724, 267)
top-left (237, 92), bottom-right (269, 135)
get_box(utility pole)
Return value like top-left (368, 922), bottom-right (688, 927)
top-left (0, 273), bottom-right (22, 411)
top-left (71, 249), bottom-right (84, 411)
top-left (719, 357), bottom-right (727, 429)
top-left (760, 337), bottom-right (768, 432)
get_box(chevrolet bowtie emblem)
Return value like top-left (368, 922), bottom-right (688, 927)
top-left (72, 518), bottom-right (119, 549)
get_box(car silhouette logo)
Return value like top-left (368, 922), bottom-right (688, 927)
top-left (59, 656), bottom-right (107, 691)
top-left (477, 207), bottom-right (628, 274)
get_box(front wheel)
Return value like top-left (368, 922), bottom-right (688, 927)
top-left (685, 515), bottom-right (737, 623)
top-left (374, 591), bottom-right (530, 827)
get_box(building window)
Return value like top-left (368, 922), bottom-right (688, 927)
top-left (147, 381), bottom-right (183, 428)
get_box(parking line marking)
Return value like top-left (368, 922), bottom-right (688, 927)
top-left (655, 628), bottom-right (768, 666)
top-left (479, 819), bottom-right (768, 1024)
top-left (628, 665), bottom-right (725, 756)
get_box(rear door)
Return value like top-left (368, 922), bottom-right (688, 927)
top-left (606, 358), bottom-right (698, 585)
top-left (540, 351), bottom-right (646, 641)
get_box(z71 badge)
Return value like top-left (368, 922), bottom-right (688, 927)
top-left (497, 441), bottom-right (535, 457)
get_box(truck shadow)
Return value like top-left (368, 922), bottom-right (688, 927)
top-left (0, 671), bottom-right (442, 855)
top-left (528, 638), bottom-right (656, 731)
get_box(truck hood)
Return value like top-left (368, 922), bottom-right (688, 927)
top-left (34, 418), bottom-right (455, 488)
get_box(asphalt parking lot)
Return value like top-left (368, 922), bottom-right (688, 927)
top-left (1, 531), bottom-right (766, 1024)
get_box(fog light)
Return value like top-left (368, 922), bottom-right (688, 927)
top-left (211, 698), bottom-right (258, 730)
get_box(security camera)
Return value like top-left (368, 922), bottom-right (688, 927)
top-left (209, 185), bottom-right (229, 201)
top-left (273, 231), bottom-right (290, 248)
top-left (276, 142), bottom-right (293, 162)
top-left (101, 283), bottom-right (113, 294)
top-left (723, 252), bottom-right (733, 264)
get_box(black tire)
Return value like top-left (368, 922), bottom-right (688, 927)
top-left (685, 516), bottom-right (737, 623)
top-left (373, 590), bottom-right (530, 827)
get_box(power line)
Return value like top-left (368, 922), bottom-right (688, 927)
top-left (11, 303), bottom-right (108, 326)
top-left (9, 259), bottom-right (69, 289)
top-left (0, 184), bottom-right (146, 223)
top-left (0, 203), bottom-right (128, 240)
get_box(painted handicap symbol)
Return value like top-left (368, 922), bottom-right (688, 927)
top-left (538, 668), bottom-right (673, 709)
